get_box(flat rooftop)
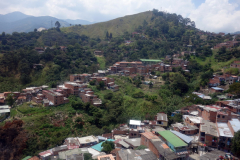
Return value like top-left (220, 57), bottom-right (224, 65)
top-left (183, 115), bottom-right (202, 124)
top-left (217, 123), bottom-right (233, 138)
top-left (229, 119), bottom-right (240, 132)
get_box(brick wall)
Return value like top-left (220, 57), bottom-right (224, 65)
top-left (148, 140), bottom-right (159, 158)
top-left (140, 135), bottom-right (149, 147)
top-left (102, 133), bottom-right (113, 139)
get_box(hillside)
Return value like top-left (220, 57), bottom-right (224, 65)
top-left (62, 11), bottom-right (153, 38)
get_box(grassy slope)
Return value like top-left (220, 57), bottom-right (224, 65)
top-left (61, 11), bottom-right (153, 38)
top-left (191, 49), bottom-right (236, 72)
top-left (96, 56), bottom-right (106, 70)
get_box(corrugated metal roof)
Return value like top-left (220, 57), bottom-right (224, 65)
top-left (229, 119), bottom-right (240, 132)
top-left (124, 138), bottom-right (141, 147)
top-left (157, 113), bottom-right (168, 121)
top-left (183, 115), bottom-right (202, 123)
top-left (118, 140), bottom-right (130, 148)
top-left (217, 123), bottom-right (233, 138)
top-left (158, 130), bottom-right (187, 148)
top-left (200, 120), bottom-right (218, 137)
top-left (170, 130), bottom-right (193, 144)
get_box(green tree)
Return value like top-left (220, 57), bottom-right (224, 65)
top-left (55, 21), bottom-right (61, 31)
top-left (171, 73), bottom-right (189, 95)
top-left (149, 82), bottom-right (153, 89)
top-left (34, 28), bottom-right (37, 32)
top-left (106, 31), bottom-right (109, 39)
top-left (229, 83), bottom-right (240, 98)
top-left (6, 94), bottom-right (15, 107)
top-left (2, 39), bottom-right (7, 45)
top-left (135, 145), bottom-right (147, 150)
top-left (134, 79), bottom-right (142, 88)
top-left (168, 113), bottom-right (183, 126)
top-left (2, 32), bottom-right (5, 37)
top-left (98, 81), bottom-right (105, 90)
top-left (101, 141), bottom-right (115, 154)
top-left (109, 33), bottom-right (112, 39)
top-left (55, 21), bottom-right (61, 28)
top-left (84, 153), bottom-right (93, 160)
top-left (89, 79), bottom-right (96, 85)
top-left (231, 130), bottom-right (240, 157)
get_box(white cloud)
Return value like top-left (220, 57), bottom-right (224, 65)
top-left (189, 0), bottom-right (240, 33)
top-left (0, 0), bottom-right (240, 32)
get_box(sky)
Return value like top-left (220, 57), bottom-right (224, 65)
top-left (1, 0), bottom-right (240, 33)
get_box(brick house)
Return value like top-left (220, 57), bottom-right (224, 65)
top-left (158, 130), bottom-right (189, 157)
top-left (171, 123), bottom-right (199, 135)
top-left (214, 41), bottom-right (239, 49)
top-left (230, 61), bottom-right (240, 70)
top-left (210, 87), bottom-right (224, 94)
top-left (94, 50), bottom-right (103, 56)
top-left (197, 105), bottom-right (222, 123)
top-left (199, 120), bottom-right (219, 148)
top-left (42, 90), bottom-right (68, 106)
top-left (64, 82), bottom-right (87, 96)
top-left (228, 119), bottom-right (240, 136)
top-left (183, 115), bottom-right (202, 128)
top-left (154, 112), bottom-right (168, 127)
top-left (140, 132), bottom-right (159, 147)
top-left (217, 122), bottom-right (233, 151)
top-left (90, 77), bottom-right (114, 86)
top-left (216, 99), bottom-right (240, 114)
top-left (208, 78), bottom-right (220, 87)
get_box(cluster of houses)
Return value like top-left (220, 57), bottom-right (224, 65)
top-left (22, 110), bottom-right (239, 160)
top-left (107, 58), bottom-right (188, 77)
top-left (171, 100), bottom-right (240, 153)
top-left (213, 41), bottom-right (239, 49)
top-left (0, 73), bottom-right (120, 120)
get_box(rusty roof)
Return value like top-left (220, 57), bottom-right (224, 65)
top-left (140, 132), bottom-right (159, 140)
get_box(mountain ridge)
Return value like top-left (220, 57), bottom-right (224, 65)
top-left (0, 12), bottom-right (94, 33)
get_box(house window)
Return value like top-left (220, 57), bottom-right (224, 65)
top-left (217, 115), bottom-right (220, 118)
top-left (222, 116), bottom-right (225, 118)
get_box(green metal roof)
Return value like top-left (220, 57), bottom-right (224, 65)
top-left (158, 130), bottom-right (187, 148)
top-left (21, 156), bottom-right (32, 160)
top-left (140, 59), bottom-right (162, 62)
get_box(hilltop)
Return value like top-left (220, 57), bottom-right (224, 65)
top-left (62, 11), bottom-right (153, 38)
